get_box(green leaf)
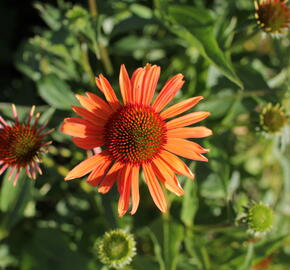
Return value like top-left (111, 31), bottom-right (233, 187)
top-left (132, 255), bottom-right (160, 270)
top-left (20, 228), bottom-right (89, 270)
top-left (0, 170), bottom-right (34, 230)
top-left (37, 74), bottom-right (77, 110)
top-left (236, 64), bottom-right (270, 91)
top-left (150, 218), bottom-right (184, 270)
top-left (166, 5), bottom-right (243, 88)
top-left (147, 228), bottom-right (166, 270)
top-left (130, 4), bottom-right (153, 19)
top-left (34, 2), bottom-right (62, 30)
top-left (254, 234), bottom-right (289, 263)
top-left (238, 244), bottom-right (254, 270)
top-left (181, 179), bottom-right (198, 227)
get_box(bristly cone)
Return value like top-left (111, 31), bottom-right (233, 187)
top-left (260, 103), bottom-right (288, 134)
top-left (95, 229), bottom-right (136, 269)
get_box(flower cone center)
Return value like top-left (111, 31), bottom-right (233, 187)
top-left (103, 235), bottom-right (129, 260)
top-left (104, 104), bottom-right (167, 164)
top-left (0, 124), bottom-right (41, 167)
top-left (257, 1), bottom-right (289, 32)
top-left (249, 204), bottom-right (273, 232)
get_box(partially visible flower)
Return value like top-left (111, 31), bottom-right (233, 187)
top-left (252, 256), bottom-right (273, 270)
top-left (0, 105), bottom-right (52, 185)
top-left (95, 229), bottom-right (136, 269)
top-left (254, 0), bottom-right (290, 34)
top-left (244, 202), bottom-right (274, 235)
top-left (61, 64), bottom-right (212, 216)
top-left (260, 103), bottom-right (288, 134)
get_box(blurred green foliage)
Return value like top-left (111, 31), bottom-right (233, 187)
top-left (1, 0), bottom-right (290, 269)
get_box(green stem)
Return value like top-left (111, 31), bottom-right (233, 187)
top-left (99, 43), bottom-right (114, 75)
top-left (163, 212), bottom-right (170, 270)
top-left (80, 42), bottom-right (95, 85)
top-left (88, 0), bottom-right (98, 17)
top-left (87, 0), bottom-right (114, 75)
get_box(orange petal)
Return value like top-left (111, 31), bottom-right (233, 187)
top-left (130, 165), bottom-right (140, 215)
top-left (159, 150), bottom-right (194, 179)
top-left (166, 111), bottom-right (210, 130)
top-left (86, 92), bottom-right (114, 115)
top-left (98, 162), bottom-right (123, 194)
top-left (72, 137), bottom-right (103, 149)
top-left (167, 126), bottom-right (212, 139)
top-left (164, 138), bottom-right (209, 162)
top-left (152, 74), bottom-right (184, 112)
top-left (86, 158), bottom-right (112, 187)
top-left (97, 75), bottom-right (121, 110)
top-left (131, 67), bottom-right (143, 86)
top-left (72, 106), bottom-right (106, 127)
top-left (152, 158), bottom-right (184, 196)
top-left (142, 163), bottom-right (167, 213)
top-left (75, 94), bottom-right (109, 120)
top-left (61, 118), bottom-right (102, 138)
top-left (131, 68), bottom-right (145, 104)
top-left (65, 151), bottom-right (109, 180)
top-left (118, 165), bottom-right (132, 217)
top-left (160, 96), bottom-right (203, 119)
top-left (142, 65), bottom-right (161, 105)
top-left (119, 64), bottom-right (132, 104)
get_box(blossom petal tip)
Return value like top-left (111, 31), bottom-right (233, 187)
top-left (118, 211), bottom-right (126, 218)
top-left (161, 208), bottom-right (167, 213)
top-left (64, 175), bottom-right (74, 181)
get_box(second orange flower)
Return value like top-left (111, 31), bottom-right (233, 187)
top-left (61, 64), bottom-right (212, 216)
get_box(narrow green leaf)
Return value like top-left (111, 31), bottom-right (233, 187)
top-left (147, 228), bottom-right (166, 270)
top-left (0, 170), bottom-right (34, 229)
top-left (37, 74), bottom-right (77, 110)
top-left (238, 244), bottom-right (254, 270)
top-left (34, 2), bottom-right (62, 30)
top-left (166, 5), bottom-right (243, 88)
top-left (20, 228), bottom-right (89, 270)
top-left (181, 179), bottom-right (198, 227)
top-left (150, 218), bottom-right (184, 270)
top-left (163, 221), bottom-right (184, 270)
top-left (130, 4), bottom-right (153, 19)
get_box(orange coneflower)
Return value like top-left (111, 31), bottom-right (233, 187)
top-left (61, 64), bottom-right (212, 216)
top-left (0, 105), bottom-right (52, 185)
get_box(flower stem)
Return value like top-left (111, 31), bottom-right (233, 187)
top-left (88, 0), bottom-right (98, 17)
top-left (87, 0), bottom-right (114, 75)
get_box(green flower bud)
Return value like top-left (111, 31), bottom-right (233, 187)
top-left (246, 203), bottom-right (274, 234)
top-left (95, 229), bottom-right (136, 269)
top-left (260, 103), bottom-right (288, 134)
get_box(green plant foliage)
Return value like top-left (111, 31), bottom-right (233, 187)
top-left (165, 5), bottom-right (244, 88)
top-left (1, 0), bottom-right (290, 269)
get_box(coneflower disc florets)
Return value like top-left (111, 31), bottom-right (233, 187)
top-left (260, 103), bottom-right (288, 133)
top-left (254, 0), bottom-right (290, 33)
top-left (0, 124), bottom-right (42, 166)
top-left (104, 104), bottom-right (167, 164)
top-left (0, 105), bottom-right (52, 185)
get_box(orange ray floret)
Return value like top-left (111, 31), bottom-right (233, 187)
top-left (61, 64), bottom-right (212, 216)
